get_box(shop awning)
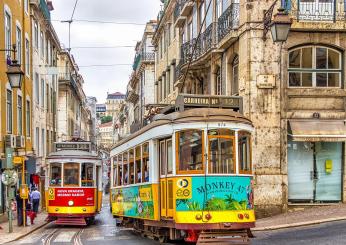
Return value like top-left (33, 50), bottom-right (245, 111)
top-left (288, 120), bottom-right (346, 142)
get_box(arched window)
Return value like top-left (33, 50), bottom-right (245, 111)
top-left (288, 46), bottom-right (342, 88)
top-left (215, 67), bottom-right (222, 95)
top-left (232, 56), bottom-right (239, 95)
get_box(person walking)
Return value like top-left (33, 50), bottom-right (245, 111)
top-left (15, 190), bottom-right (24, 226)
top-left (30, 188), bottom-right (41, 214)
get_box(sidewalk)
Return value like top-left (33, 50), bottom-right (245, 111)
top-left (0, 212), bottom-right (48, 244)
top-left (254, 204), bottom-right (346, 231)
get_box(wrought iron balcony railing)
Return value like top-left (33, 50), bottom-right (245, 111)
top-left (218, 3), bottom-right (239, 41)
top-left (40, 0), bottom-right (51, 21)
top-left (174, 0), bottom-right (188, 23)
top-left (132, 52), bottom-right (155, 71)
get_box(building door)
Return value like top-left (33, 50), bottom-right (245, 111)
top-left (159, 139), bottom-right (173, 218)
top-left (299, 0), bottom-right (334, 21)
top-left (288, 141), bottom-right (342, 202)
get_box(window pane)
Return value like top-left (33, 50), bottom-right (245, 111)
top-left (135, 147), bottom-right (141, 183)
top-left (289, 49), bottom-right (300, 68)
top-left (142, 143), bottom-right (150, 182)
top-left (178, 130), bottom-right (203, 172)
top-left (289, 72), bottom-right (301, 86)
top-left (160, 141), bottom-right (166, 176)
top-left (238, 131), bottom-right (251, 173)
top-left (328, 73), bottom-right (340, 87)
top-left (167, 140), bottom-right (173, 175)
top-left (64, 163), bottom-right (79, 186)
top-left (328, 49), bottom-right (340, 69)
top-left (301, 47), bottom-right (312, 68)
top-left (316, 47), bottom-right (327, 69)
top-left (129, 150), bottom-right (134, 184)
top-left (81, 163), bottom-right (94, 187)
top-left (316, 73), bottom-right (327, 87)
top-left (209, 137), bottom-right (235, 174)
top-left (302, 73), bottom-right (313, 87)
top-left (50, 163), bottom-right (62, 186)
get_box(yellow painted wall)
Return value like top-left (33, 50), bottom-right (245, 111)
top-left (0, 0), bottom-right (33, 158)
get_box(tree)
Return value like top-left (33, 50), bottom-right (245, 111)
top-left (101, 116), bottom-right (113, 124)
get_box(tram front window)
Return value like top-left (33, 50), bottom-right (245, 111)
top-left (238, 131), bottom-right (252, 174)
top-left (81, 163), bottom-right (94, 187)
top-left (208, 129), bottom-right (235, 174)
top-left (64, 163), bottom-right (80, 186)
top-left (50, 163), bottom-right (61, 186)
top-left (177, 130), bottom-right (204, 174)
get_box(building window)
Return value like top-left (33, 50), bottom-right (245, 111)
top-left (34, 22), bottom-right (38, 49)
top-left (17, 95), bottom-right (23, 135)
top-left (35, 73), bottom-right (39, 104)
top-left (40, 31), bottom-right (44, 58)
top-left (5, 11), bottom-right (11, 58)
top-left (35, 127), bottom-right (39, 155)
top-left (26, 100), bottom-right (30, 136)
top-left (41, 128), bottom-right (45, 156)
top-left (6, 89), bottom-right (13, 133)
top-left (215, 67), bottom-right (222, 95)
top-left (41, 79), bottom-right (45, 107)
top-left (232, 56), bottom-right (239, 95)
top-left (288, 46), bottom-right (342, 87)
top-left (24, 0), bottom-right (29, 14)
top-left (16, 26), bottom-right (22, 64)
top-left (25, 38), bottom-right (30, 75)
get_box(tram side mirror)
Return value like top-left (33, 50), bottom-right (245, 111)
top-left (325, 159), bottom-right (333, 174)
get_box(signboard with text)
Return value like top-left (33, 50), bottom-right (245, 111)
top-left (48, 188), bottom-right (95, 206)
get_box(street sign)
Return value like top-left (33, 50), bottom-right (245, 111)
top-left (20, 184), bottom-right (29, 199)
top-left (13, 156), bottom-right (24, 166)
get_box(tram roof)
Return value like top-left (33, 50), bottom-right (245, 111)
top-left (112, 108), bottom-right (252, 150)
top-left (47, 150), bottom-right (100, 159)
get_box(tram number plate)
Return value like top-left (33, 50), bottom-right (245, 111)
top-left (176, 178), bottom-right (192, 199)
top-left (48, 188), bottom-right (55, 200)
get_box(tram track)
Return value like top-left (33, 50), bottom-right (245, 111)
top-left (42, 229), bottom-right (58, 245)
top-left (73, 228), bottom-right (84, 245)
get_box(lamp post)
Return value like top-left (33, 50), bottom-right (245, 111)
top-left (1, 44), bottom-right (24, 88)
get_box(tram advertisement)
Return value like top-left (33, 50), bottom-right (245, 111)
top-left (111, 184), bottom-right (157, 220)
top-left (48, 188), bottom-right (95, 206)
top-left (175, 176), bottom-right (254, 212)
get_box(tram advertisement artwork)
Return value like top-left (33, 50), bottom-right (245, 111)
top-left (48, 188), bottom-right (95, 206)
top-left (112, 184), bottom-right (155, 219)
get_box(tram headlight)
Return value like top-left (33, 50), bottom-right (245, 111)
top-left (68, 200), bottom-right (74, 206)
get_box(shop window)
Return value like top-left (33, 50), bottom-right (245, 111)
top-left (81, 162), bottom-right (94, 187)
top-left (288, 46), bottom-right (341, 87)
top-left (176, 130), bottom-right (204, 174)
top-left (63, 163), bottom-right (79, 186)
top-left (50, 163), bottom-right (61, 186)
top-left (238, 131), bottom-right (252, 174)
top-left (135, 146), bottom-right (141, 183)
top-left (208, 129), bottom-right (235, 174)
top-left (142, 143), bottom-right (149, 182)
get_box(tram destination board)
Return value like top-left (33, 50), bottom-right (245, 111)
top-left (175, 94), bottom-right (243, 112)
top-left (54, 142), bottom-right (91, 152)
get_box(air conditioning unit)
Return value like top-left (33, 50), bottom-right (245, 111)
top-left (16, 135), bottom-right (25, 148)
top-left (4, 135), bottom-right (16, 148)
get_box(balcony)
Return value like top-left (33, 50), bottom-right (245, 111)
top-left (40, 0), bottom-right (51, 21)
top-left (181, 23), bottom-right (217, 65)
top-left (132, 52), bottom-right (155, 71)
top-left (285, 0), bottom-right (344, 22)
top-left (174, 0), bottom-right (194, 27)
top-left (218, 3), bottom-right (239, 42)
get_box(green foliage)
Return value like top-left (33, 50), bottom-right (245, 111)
top-left (206, 197), bottom-right (227, 211)
top-left (187, 201), bottom-right (201, 211)
top-left (101, 115), bottom-right (113, 124)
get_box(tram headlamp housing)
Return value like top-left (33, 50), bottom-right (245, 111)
top-left (68, 200), bottom-right (74, 206)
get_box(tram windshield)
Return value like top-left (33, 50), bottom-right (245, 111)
top-left (81, 163), bottom-right (94, 187)
top-left (64, 163), bottom-right (80, 186)
top-left (50, 163), bottom-right (62, 186)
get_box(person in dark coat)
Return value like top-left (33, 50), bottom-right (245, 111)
top-left (16, 190), bottom-right (24, 226)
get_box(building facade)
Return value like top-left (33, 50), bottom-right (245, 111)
top-left (31, 0), bottom-right (60, 174)
top-left (86, 96), bottom-right (97, 150)
top-left (153, 0), bottom-right (346, 217)
top-left (105, 92), bottom-right (125, 118)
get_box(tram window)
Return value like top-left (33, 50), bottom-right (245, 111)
top-left (238, 131), bottom-right (252, 174)
top-left (129, 149), bottom-right (135, 184)
top-left (50, 163), bottom-right (61, 186)
top-left (208, 129), bottom-right (235, 174)
top-left (142, 143), bottom-right (149, 182)
top-left (81, 163), bottom-right (94, 187)
top-left (113, 155), bottom-right (118, 187)
top-left (135, 146), bottom-right (141, 183)
top-left (176, 130), bottom-right (204, 174)
top-left (64, 163), bottom-right (80, 186)
top-left (123, 153), bottom-right (129, 185)
top-left (118, 157), bottom-right (123, 186)
top-left (167, 140), bottom-right (173, 175)
top-left (160, 141), bottom-right (166, 176)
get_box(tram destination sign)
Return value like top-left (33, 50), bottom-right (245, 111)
top-left (54, 142), bottom-right (91, 152)
top-left (175, 94), bottom-right (243, 112)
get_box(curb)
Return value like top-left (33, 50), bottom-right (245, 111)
top-left (0, 221), bottom-right (50, 245)
top-left (252, 216), bottom-right (346, 231)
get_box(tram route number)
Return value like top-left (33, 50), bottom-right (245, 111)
top-left (48, 188), bottom-right (55, 200)
top-left (176, 178), bottom-right (192, 199)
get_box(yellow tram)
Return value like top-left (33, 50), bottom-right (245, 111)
top-left (110, 95), bottom-right (255, 243)
top-left (46, 141), bottom-right (103, 225)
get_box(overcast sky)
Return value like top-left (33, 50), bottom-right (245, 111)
top-left (51, 0), bottom-right (162, 103)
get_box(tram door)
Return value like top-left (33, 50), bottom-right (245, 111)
top-left (159, 139), bottom-right (174, 218)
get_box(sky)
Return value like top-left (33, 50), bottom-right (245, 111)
top-left (51, 0), bottom-right (162, 103)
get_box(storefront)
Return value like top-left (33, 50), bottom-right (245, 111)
top-left (287, 120), bottom-right (345, 203)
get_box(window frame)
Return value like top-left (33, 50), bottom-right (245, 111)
top-left (4, 9), bottom-right (12, 59)
top-left (6, 89), bottom-right (13, 133)
top-left (288, 45), bottom-right (342, 88)
top-left (238, 130), bottom-right (252, 175)
top-left (175, 130), bottom-right (205, 175)
top-left (63, 162), bottom-right (80, 187)
top-left (50, 163), bottom-right (62, 187)
top-left (17, 94), bottom-right (23, 135)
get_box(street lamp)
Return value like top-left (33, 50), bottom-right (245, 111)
top-left (269, 8), bottom-right (292, 42)
top-left (7, 59), bottom-right (24, 89)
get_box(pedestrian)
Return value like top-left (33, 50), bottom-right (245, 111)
top-left (30, 187), bottom-right (41, 214)
top-left (15, 190), bottom-right (24, 226)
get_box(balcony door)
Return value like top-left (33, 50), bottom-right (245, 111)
top-left (299, 0), bottom-right (334, 21)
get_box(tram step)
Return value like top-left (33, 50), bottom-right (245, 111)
top-left (55, 217), bottom-right (87, 226)
top-left (197, 230), bottom-right (250, 245)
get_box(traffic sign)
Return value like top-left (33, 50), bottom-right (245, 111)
top-left (13, 156), bottom-right (24, 166)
